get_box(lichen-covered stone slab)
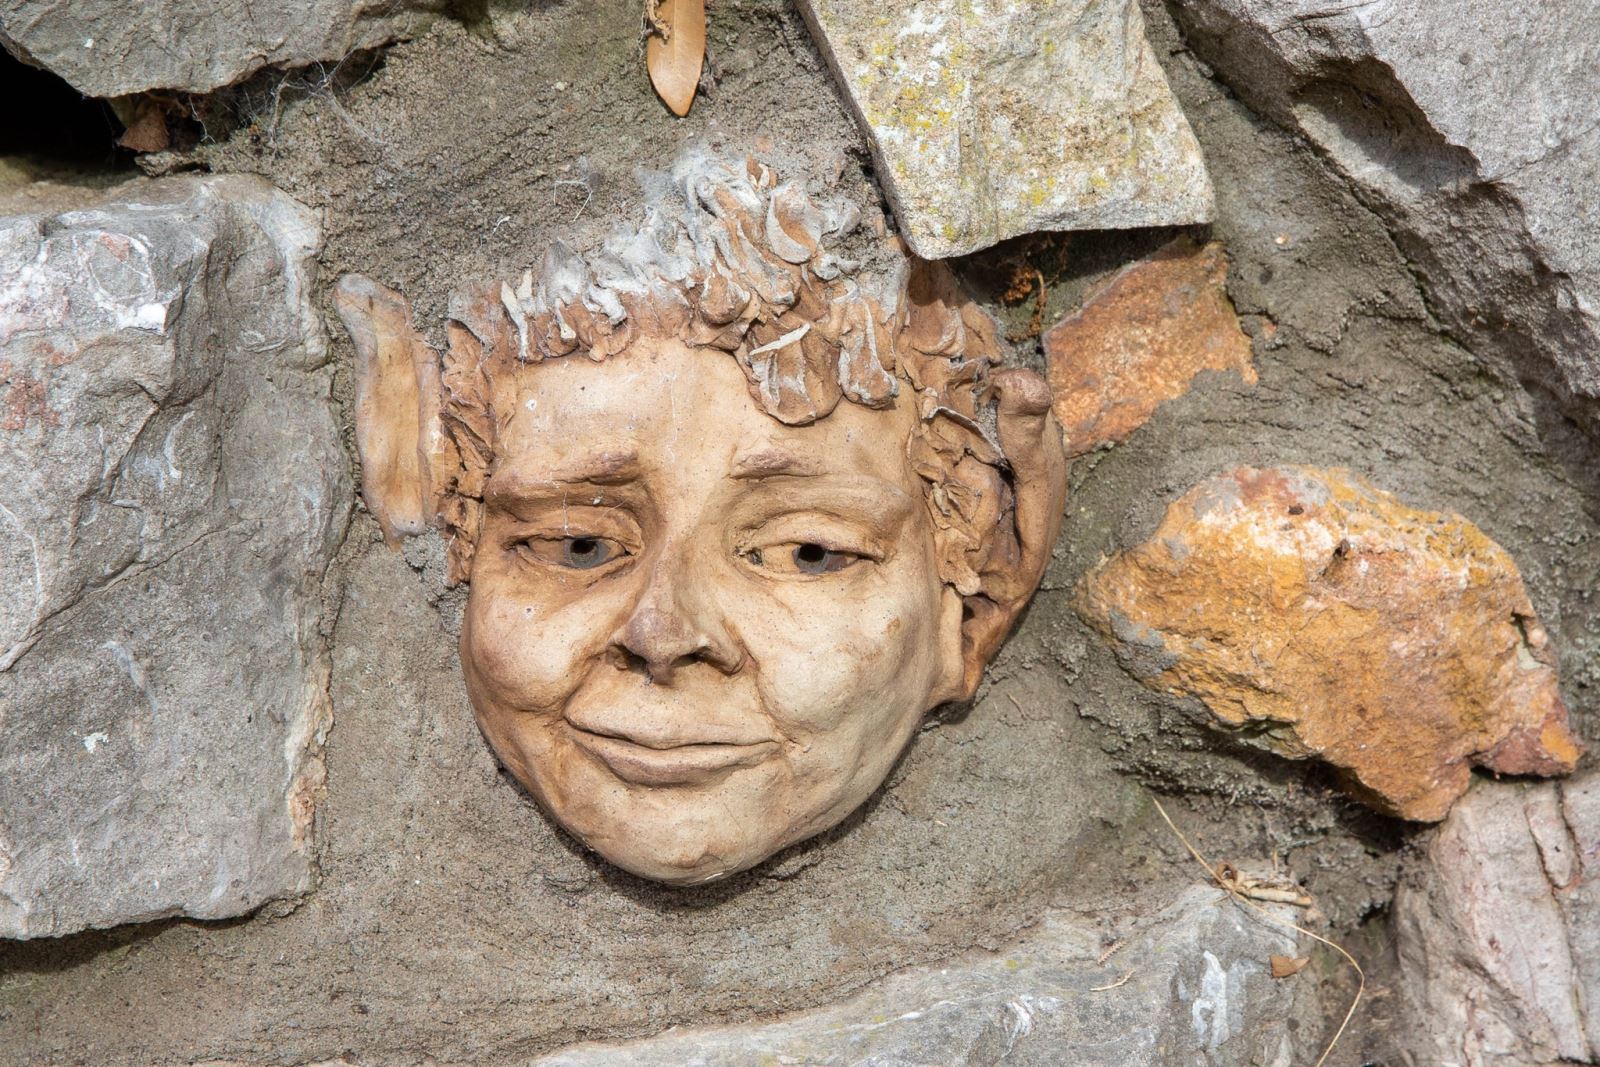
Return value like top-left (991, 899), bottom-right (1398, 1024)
top-left (1077, 467), bottom-right (1580, 822)
top-left (532, 884), bottom-right (1301, 1066)
top-left (0, 175), bottom-right (348, 939)
top-left (1395, 771), bottom-right (1600, 1064)
top-left (0, 0), bottom-right (440, 97)
top-left (796, 0), bottom-right (1214, 259)
top-left (1045, 239), bottom-right (1254, 457)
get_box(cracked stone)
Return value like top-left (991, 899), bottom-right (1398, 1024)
top-left (796, 0), bottom-right (1214, 258)
top-left (1171, 0), bottom-right (1600, 444)
top-left (1045, 238), bottom-right (1255, 458)
top-left (531, 884), bottom-right (1302, 1066)
top-left (0, 0), bottom-right (443, 97)
top-left (1395, 770), bottom-right (1600, 1065)
top-left (0, 175), bottom-right (348, 939)
top-left (1075, 466), bottom-right (1580, 821)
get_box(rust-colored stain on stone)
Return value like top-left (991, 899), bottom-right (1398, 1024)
top-left (1, 360), bottom-right (59, 432)
top-left (1076, 467), bottom-right (1580, 821)
top-left (1044, 240), bottom-right (1254, 458)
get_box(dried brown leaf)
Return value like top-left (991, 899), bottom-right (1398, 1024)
top-left (117, 104), bottom-right (170, 153)
top-left (1270, 954), bottom-right (1311, 978)
top-left (645, 0), bottom-right (705, 117)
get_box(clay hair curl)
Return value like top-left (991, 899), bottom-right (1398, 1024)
top-left (435, 152), bottom-right (1024, 605)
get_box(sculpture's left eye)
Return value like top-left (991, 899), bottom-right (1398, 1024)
top-left (741, 541), bottom-right (869, 577)
top-left (793, 542), bottom-right (858, 574)
top-left (563, 537), bottom-right (621, 569)
top-left (516, 536), bottom-right (629, 570)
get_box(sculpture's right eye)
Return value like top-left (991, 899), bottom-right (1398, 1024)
top-left (515, 536), bottom-right (630, 571)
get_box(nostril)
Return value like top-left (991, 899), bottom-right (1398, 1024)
top-left (606, 645), bottom-right (653, 678)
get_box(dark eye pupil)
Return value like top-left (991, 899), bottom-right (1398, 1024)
top-left (794, 543), bottom-right (828, 573)
top-left (565, 537), bottom-right (604, 568)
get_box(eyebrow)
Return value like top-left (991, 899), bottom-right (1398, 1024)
top-left (484, 449), bottom-right (642, 501)
top-left (729, 447), bottom-right (826, 480)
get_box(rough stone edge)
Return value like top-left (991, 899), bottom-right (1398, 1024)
top-left (0, 174), bottom-right (347, 938)
top-left (794, 0), bottom-right (1214, 260)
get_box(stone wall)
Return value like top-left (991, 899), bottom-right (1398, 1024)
top-left (0, 0), bottom-right (1594, 1064)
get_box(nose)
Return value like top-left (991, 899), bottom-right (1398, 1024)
top-left (609, 551), bottom-right (742, 683)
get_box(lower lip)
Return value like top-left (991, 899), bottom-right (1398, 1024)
top-left (567, 728), bottom-right (780, 787)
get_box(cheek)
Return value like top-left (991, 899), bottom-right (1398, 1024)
top-left (463, 565), bottom-right (620, 712)
top-left (739, 562), bottom-right (944, 735)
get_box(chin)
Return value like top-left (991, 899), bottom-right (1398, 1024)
top-left (590, 824), bottom-right (769, 886)
top-left (577, 781), bottom-right (875, 887)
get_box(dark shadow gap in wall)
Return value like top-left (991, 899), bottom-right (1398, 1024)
top-left (0, 47), bottom-right (133, 170)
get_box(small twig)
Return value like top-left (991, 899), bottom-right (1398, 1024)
top-left (1241, 885), bottom-right (1315, 907)
top-left (1151, 796), bottom-right (1364, 1067)
top-left (552, 178), bottom-right (594, 221)
top-left (1090, 970), bottom-right (1135, 992)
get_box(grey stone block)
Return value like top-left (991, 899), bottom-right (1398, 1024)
top-left (0, 175), bottom-right (348, 939)
top-left (534, 884), bottom-right (1302, 1066)
top-left (1395, 770), bottom-right (1600, 1065)
top-left (0, 0), bottom-right (443, 97)
top-left (1172, 0), bottom-right (1600, 440)
top-left (797, 0), bottom-right (1214, 259)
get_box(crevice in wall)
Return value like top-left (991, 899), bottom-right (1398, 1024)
top-left (0, 49), bottom-right (133, 177)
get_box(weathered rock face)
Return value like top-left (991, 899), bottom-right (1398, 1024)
top-left (1395, 771), bottom-right (1600, 1065)
top-left (0, 0), bottom-right (441, 97)
top-left (1076, 467), bottom-right (1580, 822)
top-left (1171, 0), bottom-right (1600, 443)
top-left (796, 0), bottom-right (1213, 258)
top-left (533, 884), bottom-right (1303, 1066)
top-left (0, 175), bottom-right (348, 939)
top-left (1045, 239), bottom-right (1254, 458)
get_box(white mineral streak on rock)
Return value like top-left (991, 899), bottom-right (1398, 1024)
top-left (0, 0), bottom-right (442, 97)
top-left (0, 176), bottom-right (348, 939)
top-left (531, 885), bottom-right (1300, 1066)
top-left (797, 0), bottom-right (1214, 258)
top-left (1395, 770), bottom-right (1600, 1065)
top-left (1171, 0), bottom-right (1600, 438)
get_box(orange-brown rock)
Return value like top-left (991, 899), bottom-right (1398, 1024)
top-left (1077, 467), bottom-right (1581, 821)
top-left (1045, 239), bottom-right (1255, 458)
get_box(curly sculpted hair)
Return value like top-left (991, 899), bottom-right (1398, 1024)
top-left (432, 152), bottom-right (1027, 606)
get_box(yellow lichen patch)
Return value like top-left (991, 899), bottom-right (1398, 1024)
top-left (795, 0), bottom-right (1213, 257)
top-left (1076, 467), bottom-right (1581, 821)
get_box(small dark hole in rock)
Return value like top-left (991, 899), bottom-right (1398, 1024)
top-left (0, 49), bottom-right (131, 170)
top-left (1287, 504), bottom-right (1304, 515)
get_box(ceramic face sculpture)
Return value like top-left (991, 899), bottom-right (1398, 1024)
top-left (336, 154), bottom-right (1067, 885)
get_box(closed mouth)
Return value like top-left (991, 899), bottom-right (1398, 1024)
top-left (566, 724), bottom-right (780, 787)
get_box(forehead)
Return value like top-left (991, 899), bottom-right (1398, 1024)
top-left (492, 337), bottom-right (920, 485)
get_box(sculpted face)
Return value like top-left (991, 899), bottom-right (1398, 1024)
top-left (335, 152), bottom-right (1066, 884)
top-left (462, 340), bottom-right (962, 882)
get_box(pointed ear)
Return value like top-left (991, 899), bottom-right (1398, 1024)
top-left (956, 367), bottom-right (1068, 699)
top-left (333, 274), bottom-right (447, 546)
